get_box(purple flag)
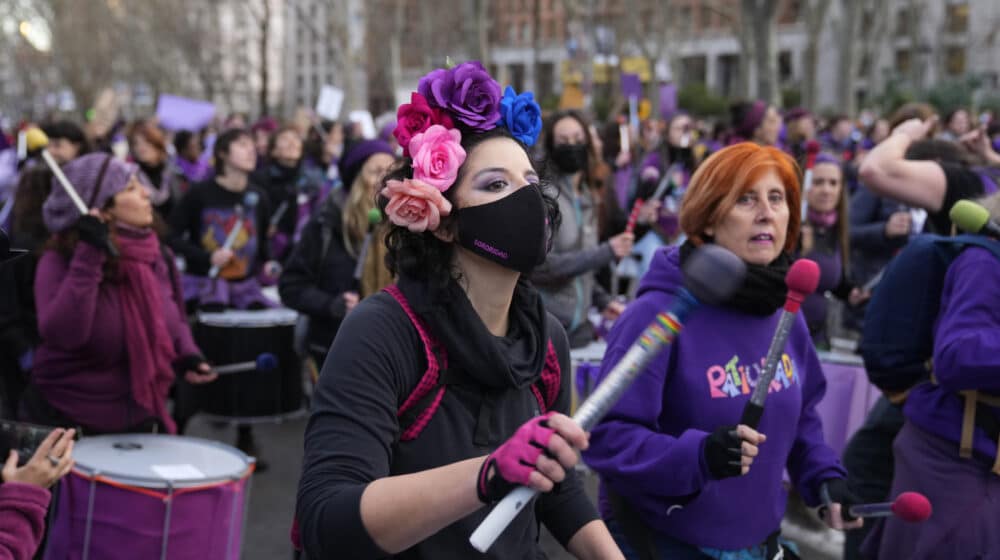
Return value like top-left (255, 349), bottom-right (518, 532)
top-left (155, 95), bottom-right (216, 132)
top-left (659, 83), bottom-right (678, 120)
top-left (621, 73), bottom-right (643, 100)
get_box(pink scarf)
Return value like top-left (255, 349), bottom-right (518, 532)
top-left (116, 228), bottom-right (177, 432)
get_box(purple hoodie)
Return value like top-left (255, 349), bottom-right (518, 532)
top-left (0, 482), bottom-right (50, 560)
top-left (582, 246), bottom-right (846, 550)
top-left (905, 247), bottom-right (1000, 461)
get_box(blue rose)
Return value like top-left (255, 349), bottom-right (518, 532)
top-left (498, 86), bottom-right (542, 146)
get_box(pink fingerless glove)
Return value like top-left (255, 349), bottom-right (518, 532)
top-left (476, 411), bottom-right (556, 503)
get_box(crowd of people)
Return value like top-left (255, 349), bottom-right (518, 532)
top-left (0, 58), bottom-right (999, 560)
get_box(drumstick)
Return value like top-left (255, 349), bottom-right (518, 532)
top-left (42, 150), bottom-right (89, 215)
top-left (213, 353), bottom-right (278, 375)
top-left (41, 149), bottom-right (119, 258)
top-left (651, 163), bottom-right (682, 202)
top-left (269, 200), bottom-right (290, 229)
top-left (469, 245), bottom-right (747, 552)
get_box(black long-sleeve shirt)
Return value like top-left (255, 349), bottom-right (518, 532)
top-left (296, 291), bottom-right (598, 559)
top-left (278, 197), bottom-right (358, 351)
top-left (167, 179), bottom-right (271, 279)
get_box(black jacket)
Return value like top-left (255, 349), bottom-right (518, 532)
top-left (278, 197), bottom-right (358, 353)
top-left (296, 279), bottom-right (597, 559)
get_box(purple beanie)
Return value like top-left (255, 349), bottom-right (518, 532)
top-left (784, 107), bottom-right (812, 123)
top-left (338, 139), bottom-right (394, 190)
top-left (814, 152), bottom-right (842, 166)
top-left (734, 100), bottom-right (769, 140)
top-left (43, 153), bottom-right (140, 233)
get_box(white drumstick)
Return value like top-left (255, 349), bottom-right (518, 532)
top-left (42, 150), bottom-right (88, 215)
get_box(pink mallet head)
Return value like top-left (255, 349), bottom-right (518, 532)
top-left (892, 492), bottom-right (932, 523)
top-left (783, 258), bottom-right (820, 312)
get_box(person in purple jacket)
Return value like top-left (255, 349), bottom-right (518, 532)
top-left (583, 142), bottom-right (862, 559)
top-left (0, 427), bottom-right (75, 560)
top-left (863, 192), bottom-right (1000, 559)
top-left (18, 154), bottom-right (217, 434)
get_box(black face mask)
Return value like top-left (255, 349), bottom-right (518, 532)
top-left (455, 184), bottom-right (548, 275)
top-left (550, 143), bottom-right (588, 175)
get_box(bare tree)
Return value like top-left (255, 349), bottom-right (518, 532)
top-left (704, 0), bottom-right (753, 99)
top-left (622, 0), bottom-right (684, 118)
top-left (742, 0), bottom-right (780, 105)
top-left (41, 0), bottom-right (123, 116)
top-left (800, 0), bottom-right (832, 111)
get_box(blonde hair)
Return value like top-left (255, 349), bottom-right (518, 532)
top-left (342, 174), bottom-right (375, 258)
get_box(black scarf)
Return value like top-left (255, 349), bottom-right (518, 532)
top-left (396, 273), bottom-right (548, 390)
top-left (269, 162), bottom-right (300, 188)
top-left (680, 240), bottom-right (790, 316)
top-left (138, 161), bottom-right (165, 190)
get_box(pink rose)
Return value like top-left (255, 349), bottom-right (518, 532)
top-left (393, 92), bottom-right (454, 157)
top-left (381, 178), bottom-right (453, 232)
top-left (409, 125), bottom-right (466, 192)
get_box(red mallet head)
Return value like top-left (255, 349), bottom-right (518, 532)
top-left (804, 140), bottom-right (821, 168)
top-left (892, 492), bottom-right (932, 523)
top-left (784, 258), bottom-right (820, 313)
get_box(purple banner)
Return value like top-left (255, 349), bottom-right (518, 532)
top-left (155, 95), bottom-right (216, 132)
top-left (659, 83), bottom-right (678, 120)
top-left (621, 73), bottom-right (643, 100)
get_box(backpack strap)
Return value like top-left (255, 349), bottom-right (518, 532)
top-left (531, 341), bottom-right (561, 412)
top-left (387, 284), bottom-right (564, 440)
top-left (384, 285), bottom-right (449, 442)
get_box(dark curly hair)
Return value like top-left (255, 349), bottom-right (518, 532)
top-left (378, 126), bottom-right (561, 291)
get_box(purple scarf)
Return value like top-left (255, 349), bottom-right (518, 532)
top-left (116, 228), bottom-right (177, 432)
top-left (807, 208), bottom-right (838, 228)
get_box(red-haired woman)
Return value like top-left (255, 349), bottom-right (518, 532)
top-left (583, 143), bottom-right (862, 558)
top-left (128, 121), bottom-right (183, 219)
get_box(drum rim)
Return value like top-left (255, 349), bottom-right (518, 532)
top-left (71, 434), bottom-right (255, 489)
top-left (196, 308), bottom-right (298, 328)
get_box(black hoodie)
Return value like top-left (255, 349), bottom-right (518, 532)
top-left (296, 276), bottom-right (597, 559)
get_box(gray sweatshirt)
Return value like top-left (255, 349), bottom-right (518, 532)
top-left (532, 176), bottom-right (614, 347)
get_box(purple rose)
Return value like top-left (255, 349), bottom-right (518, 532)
top-left (418, 61), bottom-right (501, 132)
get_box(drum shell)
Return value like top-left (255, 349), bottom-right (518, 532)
top-left (44, 435), bottom-right (251, 560)
top-left (193, 321), bottom-right (303, 418)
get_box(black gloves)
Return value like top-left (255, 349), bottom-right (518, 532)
top-left (172, 354), bottom-right (207, 377)
top-left (821, 478), bottom-right (863, 521)
top-left (76, 215), bottom-right (110, 250)
top-left (703, 425), bottom-right (745, 480)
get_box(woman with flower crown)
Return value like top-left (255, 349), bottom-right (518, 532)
top-left (296, 62), bottom-right (623, 559)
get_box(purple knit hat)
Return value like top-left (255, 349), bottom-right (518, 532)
top-left (814, 152), bottom-right (842, 166)
top-left (43, 153), bottom-right (140, 233)
top-left (734, 100), bottom-right (769, 140)
top-left (784, 107), bottom-right (812, 123)
top-left (338, 139), bottom-right (394, 190)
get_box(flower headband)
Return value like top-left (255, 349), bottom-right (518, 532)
top-left (383, 60), bottom-right (543, 233)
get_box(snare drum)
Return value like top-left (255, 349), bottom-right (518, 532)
top-left (193, 308), bottom-right (304, 421)
top-left (45, 434), bottom-right (253, 560)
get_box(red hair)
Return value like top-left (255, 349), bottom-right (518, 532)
top-left (679, 142), bottom-right (801, 252)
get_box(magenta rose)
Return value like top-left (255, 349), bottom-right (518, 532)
top-left (393, 92), bottom-right (454, 157)
top-left (417, 61), bottom-right (501, 132)
top-left (409, 125), bottom-right (466, 192)
top-left (381, 178), bottom-right (453, 232)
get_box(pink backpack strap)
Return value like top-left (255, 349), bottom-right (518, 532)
top-left (384, 285), bottom-right (448, 442)
top-left (531, 340), bottom-right (562, 412)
